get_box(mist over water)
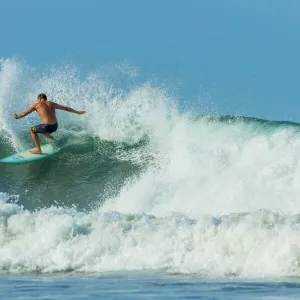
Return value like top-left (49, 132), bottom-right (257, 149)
top-left (1, 59), bottom-right (300, 277)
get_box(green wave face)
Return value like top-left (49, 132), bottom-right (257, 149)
top-left (0, 135), bottom-right (148, 210)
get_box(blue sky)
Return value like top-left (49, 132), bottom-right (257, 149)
top-left (1, 0), bottom-right (300, 121)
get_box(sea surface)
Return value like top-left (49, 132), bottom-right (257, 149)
top-left (1, 59), bottom-right (300, 299)
top-left (2, 273), bottom-right (300, 299)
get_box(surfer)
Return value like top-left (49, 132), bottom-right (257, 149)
top-left (13, 93), bottom-right (86, 154)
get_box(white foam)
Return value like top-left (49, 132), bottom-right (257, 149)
top-left (0, 199), bottom-right (299, 277)
top-left (0, 59), bottom-right (22, 150)
top-left (103, 119), bottom-right (300, 217)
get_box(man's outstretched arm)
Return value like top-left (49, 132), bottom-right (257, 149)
top-left (13, 105), bottom-right (36, 119)
top-left (53, 102), bottom-right (86, 115)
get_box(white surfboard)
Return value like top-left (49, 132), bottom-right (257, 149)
top-left (0, 144), bottom-right (60, 165)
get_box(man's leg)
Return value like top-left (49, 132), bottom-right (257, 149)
top-left (29, 129), bottom-right (42, 154)
top-left (42, 133), bottom-right (55, 140)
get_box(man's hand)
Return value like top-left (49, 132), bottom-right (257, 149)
top-left (77, 111), bottom-right (86, 115)
top-left (13, 114), bottom-right (18, 119)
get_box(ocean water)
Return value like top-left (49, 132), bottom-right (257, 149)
top-left (1, 58), bottom-right (300, 298)
top-left (2, 273), bottom-right (300, 300)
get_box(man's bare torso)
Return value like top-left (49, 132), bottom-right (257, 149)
top-left (35, 101), bottom-right (57, 125)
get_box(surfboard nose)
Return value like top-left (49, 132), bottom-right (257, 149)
top-left (0, 144), bottom-right (60, 164)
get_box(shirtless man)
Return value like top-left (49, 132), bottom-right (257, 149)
top-left (13, 93), bottom-right (86, 154)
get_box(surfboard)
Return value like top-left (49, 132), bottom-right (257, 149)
top-left (0, 144), bottom-right (60, 165)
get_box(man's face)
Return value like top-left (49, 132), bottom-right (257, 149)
top-left (37, 97), bottom-right (41, 102)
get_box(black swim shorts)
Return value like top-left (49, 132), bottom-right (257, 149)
top-left (31, 123), bottom-right (58, 134)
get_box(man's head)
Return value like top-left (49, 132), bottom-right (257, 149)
top-left (37, 93), bottom-right (47, 102)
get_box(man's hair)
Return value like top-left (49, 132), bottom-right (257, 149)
top-left (38, 93), bottom-right (47, 100)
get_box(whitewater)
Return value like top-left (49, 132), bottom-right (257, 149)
top-left (1, 58), bottom-right (300, 278)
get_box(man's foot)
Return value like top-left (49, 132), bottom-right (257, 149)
top-left (29, 149), bottom-right (42, 154)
